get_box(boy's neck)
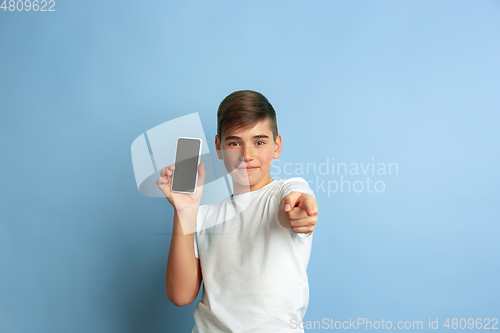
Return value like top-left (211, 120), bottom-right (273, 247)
top-left (231, 174), bottom-right (274, 196)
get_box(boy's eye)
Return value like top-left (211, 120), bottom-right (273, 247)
top-left (228, 141), bottom-right (265, 146)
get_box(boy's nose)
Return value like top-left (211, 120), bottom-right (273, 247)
top-left (240, 147), bottom-right (254, 161)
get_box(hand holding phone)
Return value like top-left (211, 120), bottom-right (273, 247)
top-left (156, 137), bottom-right (205, 212)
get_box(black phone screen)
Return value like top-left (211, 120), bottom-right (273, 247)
top-left (171, 138), bottom-right (201, 193)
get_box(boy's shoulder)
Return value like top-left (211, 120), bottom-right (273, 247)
top-left (278, 176), bottom-right (316, 199)
top-left (280, 176), bottom-right (309, 184)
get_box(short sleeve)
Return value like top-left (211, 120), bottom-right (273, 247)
top-left (279, 177), bottom-right (316, 201)
top-left (194, 229), bottom-right (199, 259)
top-left (193, 206), bottom-right (205, 259)
top-left (278, 177), bottom-right (316, 238)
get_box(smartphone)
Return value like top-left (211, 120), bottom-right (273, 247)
top-left (171, 137), bottom-right (202, 194)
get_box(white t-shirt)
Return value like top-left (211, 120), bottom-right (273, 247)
top-left (192, 177), bottom-right (316, 333)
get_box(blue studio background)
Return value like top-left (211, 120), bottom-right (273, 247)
top-left (1, 1), bottom-right (499, 332)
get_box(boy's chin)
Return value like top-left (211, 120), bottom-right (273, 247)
top-left (229, 170), bottom-right (258, 186)
top-left (229, 173), bottom-right (252, 186)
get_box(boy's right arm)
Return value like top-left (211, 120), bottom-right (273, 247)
top-left (157, 163), bottom-right (205, 306)
top-left (166, 208), bottom-right (202, 306)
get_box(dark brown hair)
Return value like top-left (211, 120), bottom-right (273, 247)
top-left (217, 90), bottom-right (278, 142)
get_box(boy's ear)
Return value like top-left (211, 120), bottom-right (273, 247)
top-left (273, 134), bottom-right (282, 159)
top-left (215, 134), bottom-right (223, 160)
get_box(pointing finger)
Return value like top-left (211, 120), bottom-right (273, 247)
top-left (297, 195), bottom-right (317, 217)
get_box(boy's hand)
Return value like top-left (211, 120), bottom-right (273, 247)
top-left (156, 163), bottom-right (206, 213)
top-left (278, 192), bottom-right (318, 234)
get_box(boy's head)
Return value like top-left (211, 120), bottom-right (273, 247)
top-left (215, 90), bottom-right (282, 191)
top-left (216, 90), bottom-right (278, 143)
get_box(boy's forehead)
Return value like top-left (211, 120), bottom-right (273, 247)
top-left (224, 118), bottom-right (273, 139)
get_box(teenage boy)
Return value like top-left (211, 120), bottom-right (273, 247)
top-left (157, 90), bottom-right (318, 332)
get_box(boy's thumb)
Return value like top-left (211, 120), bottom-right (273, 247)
top-left (284, 195), bottom-right (296, 212)
top-left (284, 192), bottom-right (301, 212)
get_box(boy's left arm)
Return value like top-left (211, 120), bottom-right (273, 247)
top-left (278, 191), bottom-right (318, 234)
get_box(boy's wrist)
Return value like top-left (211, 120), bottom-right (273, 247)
top-left (173, 207), bottom-right (199, 235)
top-left (175, 205), bottom-right (199, 214)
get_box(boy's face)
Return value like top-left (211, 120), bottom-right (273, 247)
top-left (215, 118), bottom-right (281, 189)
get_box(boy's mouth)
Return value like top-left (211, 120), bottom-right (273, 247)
top-left (238, 166), bottom-right (258, 172)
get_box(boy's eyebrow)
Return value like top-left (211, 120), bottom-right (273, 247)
top-left (224, 134), bottom-right (270, 141)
